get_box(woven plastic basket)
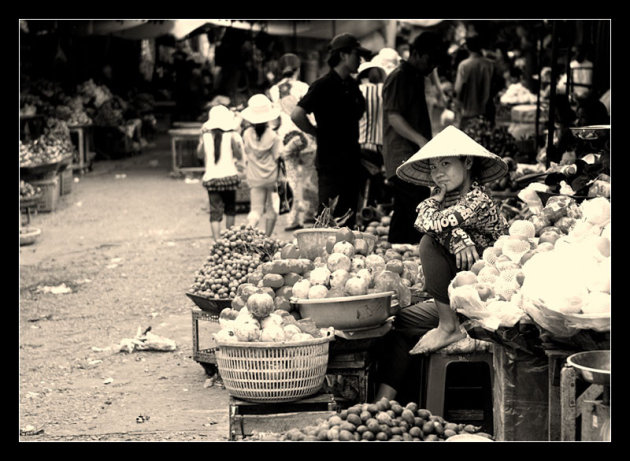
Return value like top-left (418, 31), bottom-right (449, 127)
top-left (215, 334), bottom-right (333, 403)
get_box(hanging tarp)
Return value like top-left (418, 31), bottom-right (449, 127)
top-left (204, 19), bottom-right (388, 41)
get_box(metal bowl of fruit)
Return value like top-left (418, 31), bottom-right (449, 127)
top-left (291, 291), bottom-right (395, 331)
top-left (566, 350), bottom-right (610, 385)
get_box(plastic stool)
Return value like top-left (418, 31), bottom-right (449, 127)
top-left (424, 350), bottom-right (494, 418)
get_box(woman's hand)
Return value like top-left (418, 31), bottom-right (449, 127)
top-left (431, 183), bottom-right (447, 202)
top-left (455, 245), bottom-right (479, 271)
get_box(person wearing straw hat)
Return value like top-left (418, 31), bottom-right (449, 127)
top-left (240, 94), bottom-right (301, 236)
top-left (291, 32), bottom-right (372, 228)
top-left (196, 105), bottom-right (245, 241)
top-left (373, 125), bottom-right (508, 401)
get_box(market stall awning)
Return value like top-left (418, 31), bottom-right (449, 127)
top-left (202, 19), bottom-right (389, 40)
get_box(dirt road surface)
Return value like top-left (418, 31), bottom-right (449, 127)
top-left (19, 134), bottom-right (300, 442)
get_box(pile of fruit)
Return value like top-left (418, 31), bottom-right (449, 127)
top-left (447, 195), bottom-right (610, 333)
top-left (189, 225), bottom-right (284, 300)
top-left (250, 398), bottom-right (491, 441)
top-left (288, 227), bottom-right (422, 307)
top-left (214, 295), bottom-right (327, 343)
top-left (20, 118), bottom-right (75, 167)
top-left (499, 83), bottom-right (538, 105)
top-left (20, 180), bottom-right (42, 200)
top-left (463, 117), bottom-right (519, 159)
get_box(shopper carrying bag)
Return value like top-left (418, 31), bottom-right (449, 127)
top-left (276, 155), bottom-right (294, 215)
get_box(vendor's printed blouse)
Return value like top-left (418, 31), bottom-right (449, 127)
top-left (415, 182), bottom-right (507, 254)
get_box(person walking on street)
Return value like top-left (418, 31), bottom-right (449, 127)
top-left (268, 53), bottom-right (315, 231)
top-left (291, 33), bottom-right (371, 228)
top-left (382, 31), bottom-right (446, 244)
top-left (197, 105), bottom-right (244, 241)
top-left (453, 35), bottom-right (498, 130)
top-left (240, 94), bottom-right (284, 236)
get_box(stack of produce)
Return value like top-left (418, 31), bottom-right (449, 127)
top-left (19, 118), bottom-right (75, 167)
top-left (499, 83), bottom-right (538, 105)
top-left (214, 293), bottom-right (328, 344)
top-left (291, 227), bottom-right (422, 307)
top-left (229, 242), bottom-right (315, 317)
top-left (463, 117), bottom-right (519, 159)
top-left (447, 195), bottom-right (610, 335)
top-left (363, 215), bottom-right (392, 242)
top-left (76, 79), bottom-right (113, 109)
top-left (189, 225), bottom-right (284, 300)
top-left (248, 398), bottom-right (490, 441)
top-left (20, 180), bottom-right (42, 200)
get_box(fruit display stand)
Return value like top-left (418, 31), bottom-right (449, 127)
top-left (168, 126), bottom-right (204, 177)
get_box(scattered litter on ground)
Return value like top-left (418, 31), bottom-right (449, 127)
top-left (28, 314), bottom-right (53, 322)
top-left (103, 377), bottom-right (114, 385)
top-left (36, 283), bottom-right (72, 294)
top-left (203, 375), bottom-right (224, 389)
top-left (73, 177), bottom-right (80, 183)
top-left (75, 278), bottom-right (91, 285)
top-left (115, 174), bottom-right (127, 179)
top-left (91, 346), bottom-right (111, 352)
top-left (184, 177), bottom-right (199, 184)
top-left (148, 160), bottom-right (159, 167)
top-left (76, 201), bottom-right (83, 207)
top-left (117, 326), bottom-right (177, 353)
top-left (20, 425), bottom-right (44, 436)
top-left (136, 415), bottom-right (150, 424)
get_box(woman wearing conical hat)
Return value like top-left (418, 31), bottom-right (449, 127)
top-left (374, 125), bottom-right (509, 402)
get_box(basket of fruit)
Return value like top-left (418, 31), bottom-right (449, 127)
top-left (215, 333), bottom-right (333, 403)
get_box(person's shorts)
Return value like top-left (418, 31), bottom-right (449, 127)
top-left (208, 190), bottom-right (236, 222)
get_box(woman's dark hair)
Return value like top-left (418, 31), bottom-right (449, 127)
top-left (253, 122), bottom-right (267, 139)
top-left (211, 128), bottom-right (223, 164)
top-left (465, 156), bottom-right (484, 182)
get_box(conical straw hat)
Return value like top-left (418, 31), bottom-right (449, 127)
top-left (396, 125), bottom-right (508, 187)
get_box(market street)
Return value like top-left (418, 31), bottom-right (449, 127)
top-left (19, 133), bottom-right (296, 441)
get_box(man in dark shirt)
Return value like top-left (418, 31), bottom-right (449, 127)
top-left (291, 33), bottom-right (371, 227)
top-left (382, 31), bottom-right (446, 243)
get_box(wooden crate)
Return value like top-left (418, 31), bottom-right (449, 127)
top-left (30, 176), bottom-right (60, 213)
top-left (228, 393), bottom-right (336, 440)
top-left (59, 167), bottom-right (73, 195)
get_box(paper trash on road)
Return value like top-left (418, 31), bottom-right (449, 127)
top-left (118, 326), bottom-right (177, 353)
top-left (36, 283), bottom-right (73, 294)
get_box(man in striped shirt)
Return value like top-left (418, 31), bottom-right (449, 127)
top-left (357, 61), bottom-right (387, 208)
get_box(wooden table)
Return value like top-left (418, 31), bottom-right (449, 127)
top-left (168, 127), bottom-right (204, 176)
top-left (68, 124), bottom-right (95, 174)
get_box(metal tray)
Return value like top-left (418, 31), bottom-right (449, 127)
top-left (570, 125), bottom-right (610, 141)
top-left (186, 292), bottom-right (232, 315)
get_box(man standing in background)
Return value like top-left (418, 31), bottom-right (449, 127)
top-left (453, 35), bottom-right (497, 130)
top-left (382, 31), bottom-right (446, 244)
